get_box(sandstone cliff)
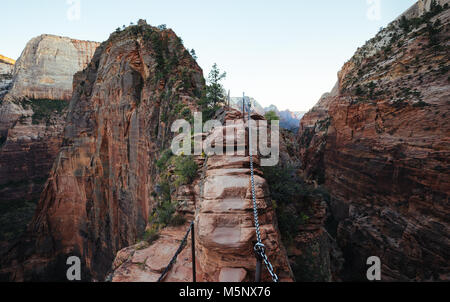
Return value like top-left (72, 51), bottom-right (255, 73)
top-left (111, 109), bottom-right (293, 282)
top-left (0, 21), bottom-right (205, 281)
top-left (4, 35), bottom-right (99, 102)
top-left (298, 1), bottom-right (449, 281)
top-left (0, 55), bottom-right (14, 98)
top-left (0, 37), bottom-right (99, 257)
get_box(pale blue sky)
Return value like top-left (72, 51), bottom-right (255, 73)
top-left (1, 0), bottom-right (416, 111)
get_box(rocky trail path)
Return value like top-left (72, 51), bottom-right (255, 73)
top-left (111, 109), bottom-right (293, 282)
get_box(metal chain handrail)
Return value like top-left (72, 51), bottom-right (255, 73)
top-left (246, 96), bottom-right (279, 283)
top-left (157, 221), bottom-right (194, 282)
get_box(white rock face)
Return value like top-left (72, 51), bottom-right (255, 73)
top-left (401, 0), bottom-right (449, 19)
top-left (0, 61), bottom-right (13, 75)
top-left (4, 34), bottom-right (99, 101)
top-left (0, 58), bottom-right (14, 98)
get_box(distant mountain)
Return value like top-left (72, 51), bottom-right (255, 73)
top-left (230, 96), bottom-right (265, 115)
top-left (230, 97), bottom-right (305, 131)
top-left (265, 105), bottom-right (305, 131)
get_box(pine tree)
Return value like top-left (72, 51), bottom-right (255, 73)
top-left (190, 49), bottom-right (198, 60)
top-left (206, 63), bottom-right (227, 107)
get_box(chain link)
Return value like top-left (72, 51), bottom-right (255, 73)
top-left (247, 98), bottom-right (279, 283)
top-left (157, 221), bottom-right (194, 282)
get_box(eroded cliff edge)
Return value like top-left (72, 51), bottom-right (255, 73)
top-left (0, 21), bottom-right (205, 281)
top-left (111, 110), bottom-right (293, 282)
top-left (298, 1), bottom-right (449, 281)
top-left (0, 37), bottom-right (99, 258)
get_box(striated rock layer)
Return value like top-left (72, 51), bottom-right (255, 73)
top-left (196, 110), bottom-right (293, 282)
top-left (0, 38), bottom-right (99, 256)
top-left (298, 2), bottom-right (450, 281)
top-left (111, 109), bottom-right (294, 282)
top-left (0, 22), bottom-right (205, 281)
top-left (0, 55), bottom-right (14, 98)
top-left (4, 35), bottom-right (99, 102)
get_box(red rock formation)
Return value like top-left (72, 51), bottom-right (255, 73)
top-left (111, 109), bottom-right (293, 282)
top-left (0, 21), bottom-right (205, 281)
top-left (196, 111), bottom-right (292, 282)
top-left (298, 3), bottom-right (450, 281)
top-left (0, 38), bottom-right (98, 257)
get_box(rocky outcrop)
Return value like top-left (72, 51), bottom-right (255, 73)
top-left (0, 38), bottom-right (99, 257)
top-left (196, 110), bottom-right (292, 282)
top-left (0, 21), bottom-right (205, 281)
top-left (0, 35), bottom-right (98, 255)
top-left (403, 0), bottom-right (449, 19)
top-left (111, 109), bottom-right (293, 282)
top-left (0, 55), bottom-right (14, 98)
top-left (298, 2), bottom-right (450, 281)
top-left (271, 129), bottom-right (338, 281)
top-left (4, 35), bottom-right (99, 102)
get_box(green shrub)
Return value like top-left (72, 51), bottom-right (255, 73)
top-left (264, 110), bottom-right (280, 122)
top-left (159, 180), bottom-right (172, 202)
top-left (156, 149), bottom-right (173, 170)
top-left (156, 201), bottom-right (176, 226)
top-left (0, 199), bottom-right (37, 242)
top-left (413, 100), bottom-right (430, 108)
top-left (174, 156), bottom-right (198, 185)
top-left (157, 24), bottom-right (167, 30)
top-left (19, 99), bottom-right (68, 125)
top-left (142, 228), bottom-right (160, 244)
top-left (181, 107), bottom-right (192, 119)
top-left (263, 164), bottom-right (331, 245)
top-left (355, 85), bottom-right (365, 96)
top-left (170, 214), bottom-right (187, 226)
top-left (173, 103), bottom-right (185, 115)
top-left (263, 165), bottom-right (307, 205)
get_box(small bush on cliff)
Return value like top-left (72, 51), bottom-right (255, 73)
top-left (157, 24), bottom-right (167, 30)
top-left (355, 85), bottom-right (365, 96)
top-left (190, 49), bottom-right (198, 60)
top-left (426, 19), bottom-right (441, 46)
top-left (0, 198), bottom-right (37, 242)
top-left (149, 201), bottom-right (186, 230)
top-left (156, 201), bottom-right (176, 226)
top-left (263, 165), bottom-right (304, 204)
top-left (170, 214), bottom-right (187, 226)
top-left (398, 1), bottom-right (446, 34)
top-left (142, 228), bottom-right (160, 244)
top-left (263, 164), bottom-right (331, 245)
top-left (263, 165), bottom-right (311, 242)
top-left (18, 99), bottom-right (68, 125)
top-left (174, 155), bottom-right (198, 186)
top-left (413, 100), bottom-right (430, 108)
top-left (156, 149), bottom-right (174, 170)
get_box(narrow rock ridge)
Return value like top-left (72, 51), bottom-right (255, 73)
top-left (112, 109), bottom-right (293, 282)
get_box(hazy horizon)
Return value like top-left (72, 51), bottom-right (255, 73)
top-left (1, 0), bottom-right (416, 111)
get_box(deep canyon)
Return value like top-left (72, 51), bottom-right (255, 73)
top-left (0, 0), bottom-right (449, 282)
